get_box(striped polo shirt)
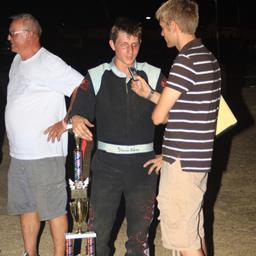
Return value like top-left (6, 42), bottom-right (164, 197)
top-left (162, 39), bottom-right (221, 172)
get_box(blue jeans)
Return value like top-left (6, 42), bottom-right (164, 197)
top-left (88, 150), bottom-right (158, 256)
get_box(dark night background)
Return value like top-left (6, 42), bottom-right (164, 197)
top-left (1, 0), bottom-right (256, 73)
top-left (1, 0), bottom-right (256, 68)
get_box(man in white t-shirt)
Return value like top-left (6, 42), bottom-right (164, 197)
top-left (5, 13), bottom-right (85, 256)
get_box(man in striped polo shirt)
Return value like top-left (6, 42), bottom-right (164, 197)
top-left (131, 0), bottom-right (221, 255)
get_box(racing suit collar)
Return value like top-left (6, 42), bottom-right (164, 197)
top-left (110, 58), bottom-right (138, 80)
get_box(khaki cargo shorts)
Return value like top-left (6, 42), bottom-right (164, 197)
top-left (157, 159), bottom-right (208, 251)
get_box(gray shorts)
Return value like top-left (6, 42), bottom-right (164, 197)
top-left (7, 157), bottom-right (67, 221)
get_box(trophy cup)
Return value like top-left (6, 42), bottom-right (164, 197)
top-left (65, 134), bottom-right (96, 256)
top-left (70, 197), bottom-right (88, 234)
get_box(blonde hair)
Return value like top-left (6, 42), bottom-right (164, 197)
top-left (10, 13), bottom-right (42, 37)
top-left (155, 0), bottom-right (199, 34)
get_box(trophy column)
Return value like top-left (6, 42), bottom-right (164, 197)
top-left (65, 134), bottom-right (96, 256)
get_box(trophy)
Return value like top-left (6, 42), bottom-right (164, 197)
top-left (65, 133), bottom-right (96, 256)
top-left (70, 197), bottom-right (88, 234)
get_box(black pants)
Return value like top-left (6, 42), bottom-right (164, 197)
top-left (88, 150), bottom-right (158, 256)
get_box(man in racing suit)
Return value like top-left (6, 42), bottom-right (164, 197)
top-left (69, 17), bottom-right (166, 255)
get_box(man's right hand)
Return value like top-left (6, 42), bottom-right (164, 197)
top-left (71, 115), bottom-right (94, 141)
top-left (131, 75), bottom-right (151, 99)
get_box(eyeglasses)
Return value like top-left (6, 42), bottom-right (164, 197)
top-left (119, 42), bottom-right (140, 50)
top-left (8, 30), bottom-right (28, 38)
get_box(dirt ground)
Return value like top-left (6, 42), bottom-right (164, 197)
top-left (0, 86), bottom-right (255, 256)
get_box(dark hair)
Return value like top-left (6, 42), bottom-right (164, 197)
top-left (110, 17), bottom-right (142, 43)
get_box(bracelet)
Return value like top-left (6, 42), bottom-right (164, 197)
top-left (62, 119), bottom-right (73, 130)
top-left (147, 89), bottom-right (154, 100)
top-left (66, 120), bottom-right (73, 130)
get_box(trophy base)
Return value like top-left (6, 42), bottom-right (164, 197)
top-left (65, 231), bottom-right (96, 256)
top-left (65, 231), bottom-right (96, 239)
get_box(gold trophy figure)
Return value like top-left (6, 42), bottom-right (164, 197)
top-left (70, 198), bottom-right (88, 233)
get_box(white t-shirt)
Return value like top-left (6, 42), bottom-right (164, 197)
top-left (5, 47), bottom-right (84, 159)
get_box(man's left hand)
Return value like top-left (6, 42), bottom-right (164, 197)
top-left (144, 154), bottom-right (163, 175)
top-left (44, 120), bottom-right (66, 142)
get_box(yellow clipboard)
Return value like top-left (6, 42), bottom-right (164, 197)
top-left (216, 96), bottom-right (237, 135)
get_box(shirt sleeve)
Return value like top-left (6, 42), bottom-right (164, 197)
top-left (39, 51), bottom-right (84, 97)
top-left (166, 54), bottom-right (195, 94)
top-left (69, 73), bottom-right (96, 122)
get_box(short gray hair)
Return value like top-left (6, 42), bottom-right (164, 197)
top-left (10, 13), bottom-right (42, 37)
